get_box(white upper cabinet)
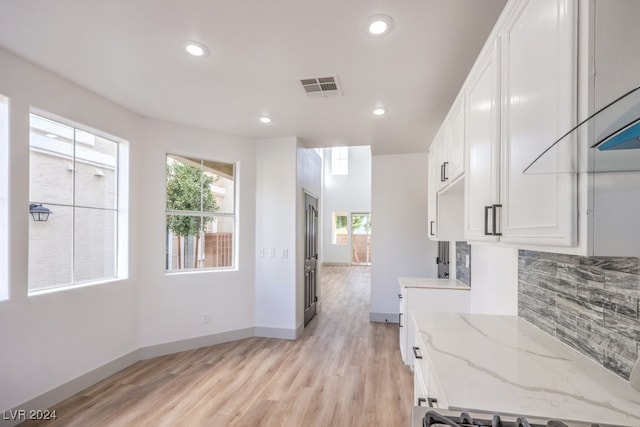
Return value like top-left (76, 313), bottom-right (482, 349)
top-left (427, 140), bottom-right (441, 240)
top-left (446, 97), bottom-right (465, 183)
top-left (464, 39), bottom-right (501, 242)
top-left (499, 0), bottom-right (577, 246)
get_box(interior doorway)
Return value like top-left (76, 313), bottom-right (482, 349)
top-left (351, 212), bottom-right (371, 265)
top-left (304, 193), bottom-right (319, 326)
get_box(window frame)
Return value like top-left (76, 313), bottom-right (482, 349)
top-left (165, 153), bottom-right (238, 273)
top-left (331, 212), bottom-right (348, 245)
top-left (0, 95), bottom-right (8, 300)
top-left (27, 110), bottom-right (128, 295)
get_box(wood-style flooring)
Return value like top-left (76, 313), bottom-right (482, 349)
top-left (21, 266), bottom-right (413, 427)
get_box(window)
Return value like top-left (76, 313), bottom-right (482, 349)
top-left (28, 113), bottom-right (126, 293)
top-left (331, 147), bottom-right (348, 175)
top-left (331, 212), bottom-right (348, 245)
top-left (166, 154), bottom-right (236, 271)
top-left (0, 95), bottom-right (7, 300)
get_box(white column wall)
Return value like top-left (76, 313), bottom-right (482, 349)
top-left (254, 138), bottom-right (298, 338)
top-left (370, 153), bottom-right (438, 321)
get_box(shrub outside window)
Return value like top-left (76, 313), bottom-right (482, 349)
top-left (166, 154), bottom-right (236, 271)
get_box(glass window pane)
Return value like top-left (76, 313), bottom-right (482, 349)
top-left (166, 156), bottom-right (204, 211)
top-left (29, 205), bottom-right (73, 291)
top-left (30, 115), bottom-right (73, 205)
top-left (74, 207), bottom-right (116, 283)
top-left (75, 133), bottom-right (117, 209)
top-left (203, 216), bottom-right (234, 268)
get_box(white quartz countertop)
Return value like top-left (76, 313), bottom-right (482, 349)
top-left (412, 311), bottom-right (640, 426)
top-left (398, 277), bottom-right (470, 290)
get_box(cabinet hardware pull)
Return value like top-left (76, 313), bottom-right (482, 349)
top-left (492, 204), bottom-right (502, 236)
top-left (417, 397), bottom-right (427, 407)
top-left (427, 397), bottom-right (438, 408)
top-left (440, 164), bottom-right (445, 182)
top-left (412, 346), bottom-right (423, 359)
top-left (430, 221), bottom-right (435, 236)
top-left (399, 313), bottom-right (403, 328)
top-left (484, 205), bottom-right (493, 236)
top-left (443, 162), bottom-right (449, 181)
top-left (398, 293), bottom-right (403, 300)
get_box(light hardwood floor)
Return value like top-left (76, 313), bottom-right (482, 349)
top-left (22, 266), bottom-right (413, 427)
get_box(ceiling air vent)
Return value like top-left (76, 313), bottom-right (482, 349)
top-left (300, 75), bottom-right (342, 98)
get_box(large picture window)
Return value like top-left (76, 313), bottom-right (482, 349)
top-left (28, 113), bottom-right (124, 292)
top-left (0, 95), bottom-right (7, 300)
top-left (166, 154), bottom-right (236, 271)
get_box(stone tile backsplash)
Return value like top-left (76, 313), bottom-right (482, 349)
top-left (518, 250), bottom-right (640, 380)
top-left (456, 241), bottom-right (471, 287)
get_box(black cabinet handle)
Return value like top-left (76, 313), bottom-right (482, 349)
top-left (417, 397), bottom-right (427, 407)
top-left (398, 293), bottom-right (403, 300)
top-left (412, 346), bottom-right (423, 359)
top-left (430, 221), bottom-right (435, 236)
top-left (428, 397), bottom-right (438, 408)
top-left (399, 313), bottom-right (403, 328)
top-left (492, 204), bottom-right (502, 236)
top-left (484, 205), bottom-right (492, 236)
top-left (443, 162), bottom-right (449, 181)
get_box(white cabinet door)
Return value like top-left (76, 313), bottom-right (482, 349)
top-left (447, 97), bottom-right (465, 183)
top-left (427, 145), bottom-right (440, 240)
top-left (432, 133), bottom-right (448, 193)
top-left (500, 0), bottom-right (577, 246)
top-left (465, 39), bottom-right (501, 242)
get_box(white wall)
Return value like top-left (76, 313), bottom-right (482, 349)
top-left (321, 146), bottom-right (372, 264)
top-left (0, 47), bottom-right (141, 412)
top-left (137, 120), bottom-right (256, 347)
top-left (0, 46), bottom-right (259, 414)
top-left (370, 153), bottom-right (438, 320)
top-left (255, 138), bottom-right (298, 338)
top-left (469, 245), bottom-right (518, 315)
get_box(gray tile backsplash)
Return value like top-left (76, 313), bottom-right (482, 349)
top-left (518, 250), bottom-right (640, 380)
top-left (456, 241), bottom-right (471, 286)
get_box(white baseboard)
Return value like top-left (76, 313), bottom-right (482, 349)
top-left (369, 312), bottom-right (399, 323)
top-left (139, 327), bottom-right (254, 359)
top-left (255, 326), bottom-right (299, 340)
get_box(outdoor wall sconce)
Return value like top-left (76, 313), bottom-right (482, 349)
top-left (29, 203), bottom-right (52, 222)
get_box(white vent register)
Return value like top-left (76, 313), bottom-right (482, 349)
top-left (299, 76), bottom-right (342, 98)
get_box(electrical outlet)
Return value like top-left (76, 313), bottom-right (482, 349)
top-left (269, 248), bottom-right (275, 257)
top-left (259, 248), bottom-right (264, 257)
top-left (282, 249), bottom-right (288, 259)
top-left (202, 312), bottom-right (211, 324)
top-left (465, 254), bottom-right (470, 268)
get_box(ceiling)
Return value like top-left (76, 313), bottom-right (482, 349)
top-left (0, 0), bottom-right (506, 155)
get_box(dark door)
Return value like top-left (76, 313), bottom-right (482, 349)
top-left (304, 193), bottom-right (319, 326)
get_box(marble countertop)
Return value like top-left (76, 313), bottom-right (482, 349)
top-left (398, 277), bottom-right (470, 290)
top-left (412, 311), bottom-right (640, 426)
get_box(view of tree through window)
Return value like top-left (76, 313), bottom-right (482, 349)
top-left (28, 113), bottom-right (122, 292)
top-left (166, 154), bottom-right (236, 271)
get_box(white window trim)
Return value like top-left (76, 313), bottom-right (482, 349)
top-left (165, 153), bottom-right (238, 274)
top-left (27, 110), bottom-right (129, 295)
top-left (0, 95), bottom-right (8, 300)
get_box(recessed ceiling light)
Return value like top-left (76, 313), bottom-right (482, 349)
top-left (259, 116), bottom-right (272, 124)
top-left (184, 41), bottom-right (210, 57)
top-left (45, 133), bottom-right (58, 139)
top-left (367, 14), bottom-right (394, 36)
top-left (373, 107), bottom-right (387, 116)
